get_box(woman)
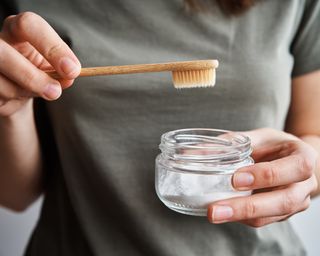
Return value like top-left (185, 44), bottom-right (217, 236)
top-left (0, 0), bottom-right (319, 255)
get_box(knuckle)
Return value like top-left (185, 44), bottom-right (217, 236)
top-left (277, 141), bottom-right (295, 157)
top-left (301, 197), bottom-right (311, 211)
top-left (286, 140), bottom-right (299, 149)
top-left (2, 15), bottom-right (16, 30)
top-left (45, 43), bottom-right (63, 59)
top-left (295, 154), bottom-right (314, 180)
top-left (13, 12), bottom-right (39, 35)
top-left (282, 190), bottom-right (298, 214)
top-left (243, 200), bottom-right (258, 219)
top-left (262, 163), bottom-right (277, 186)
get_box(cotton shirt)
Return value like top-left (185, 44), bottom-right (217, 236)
top-left (2, 0), bottom-right (320, 255)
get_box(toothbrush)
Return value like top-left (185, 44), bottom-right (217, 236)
top-left (48, 59), bottom-right (219, 88)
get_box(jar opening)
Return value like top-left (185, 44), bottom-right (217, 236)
top-left (159, 128), bottom-right (251, 163)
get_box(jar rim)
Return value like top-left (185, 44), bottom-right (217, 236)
top-left (159, 128), bottom-right (251, 163)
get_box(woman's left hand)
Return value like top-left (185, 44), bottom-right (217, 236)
top-left (207, 128), bottom-right (318, 227)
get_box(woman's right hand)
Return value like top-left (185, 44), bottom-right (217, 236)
top-left (0, 12), bottom-right (81, 117)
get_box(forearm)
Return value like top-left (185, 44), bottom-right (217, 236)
top-left (0, 99), bottom-right (43, 211)
top-left (299, 135), bottom-right (320, 197)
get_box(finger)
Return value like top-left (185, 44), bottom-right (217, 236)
top-left (232, 153), bottom-right (315, 191)
top-left (240, 215), bottom-right (289, 227)
top-left (249, 138), bottom-right (308, 163)
top-left (240, 196), bottom-right (311, 227)
top-left (1, 37), bottom-right (75, 89)
top-left (0, 39), bottom-right (61, 100)
top-left (207, 183), bottom-right (310, 224)
top-left (59, 79), bottom-right (75, 89)
top-left (13, 41), bottom-right (53, 70)
top-left (0, 98), bottom-right (30, 117)
top-left (241, 128), bottom-right (298, 148)
top-left (2, 12), bottom-right (81, 79)
top-left (0, 98), bottom-right (6, 107)
top-left (250, 143), bottom-right (288, 162)
top-left (0, 73), bottom-right (32, 100)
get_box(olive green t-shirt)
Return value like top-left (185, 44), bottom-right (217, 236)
top-left (4, 0), bottom-right (320, 255)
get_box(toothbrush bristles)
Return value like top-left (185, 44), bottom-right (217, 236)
top-left (172, 69), bottom-right (216, 89)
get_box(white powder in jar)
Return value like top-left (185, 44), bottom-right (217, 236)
top-left (159, 170), bottom-right (251, 209)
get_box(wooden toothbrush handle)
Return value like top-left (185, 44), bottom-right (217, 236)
top-left (47, 60), bottom-right (219, 79)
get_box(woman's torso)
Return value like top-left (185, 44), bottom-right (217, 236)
top-left (16, 0), bottom-right (308, 255)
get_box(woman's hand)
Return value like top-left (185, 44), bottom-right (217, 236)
top-left (207, 128), bottom-right (318, 227)
top-left (0, 12), bottom-right (81, 117)
top-left (0, 12), bottom-right (81, 210)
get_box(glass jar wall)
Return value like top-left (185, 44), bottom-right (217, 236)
top-left (155, 128), bottom-right (254, 216)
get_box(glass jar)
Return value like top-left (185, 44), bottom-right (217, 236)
top-left (155, 128), bottom-right (254, 216)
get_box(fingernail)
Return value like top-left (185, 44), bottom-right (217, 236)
top-left (211, 206), bottom-right (233, 223)
top-left (233, 172), bottom-right (254, 189)
top-left (43, 84), bottom-right (61, 100)
top-left (60, 57), bottom-right (79, 77)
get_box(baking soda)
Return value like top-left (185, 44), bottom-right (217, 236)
top-left (158, 169), bottom-right (250, 214)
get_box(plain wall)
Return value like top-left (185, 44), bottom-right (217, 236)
top-left (0, 197), bottom-right (319, 256)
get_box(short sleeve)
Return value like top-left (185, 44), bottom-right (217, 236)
top-left (291, 0), bottom-right (320, 77)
